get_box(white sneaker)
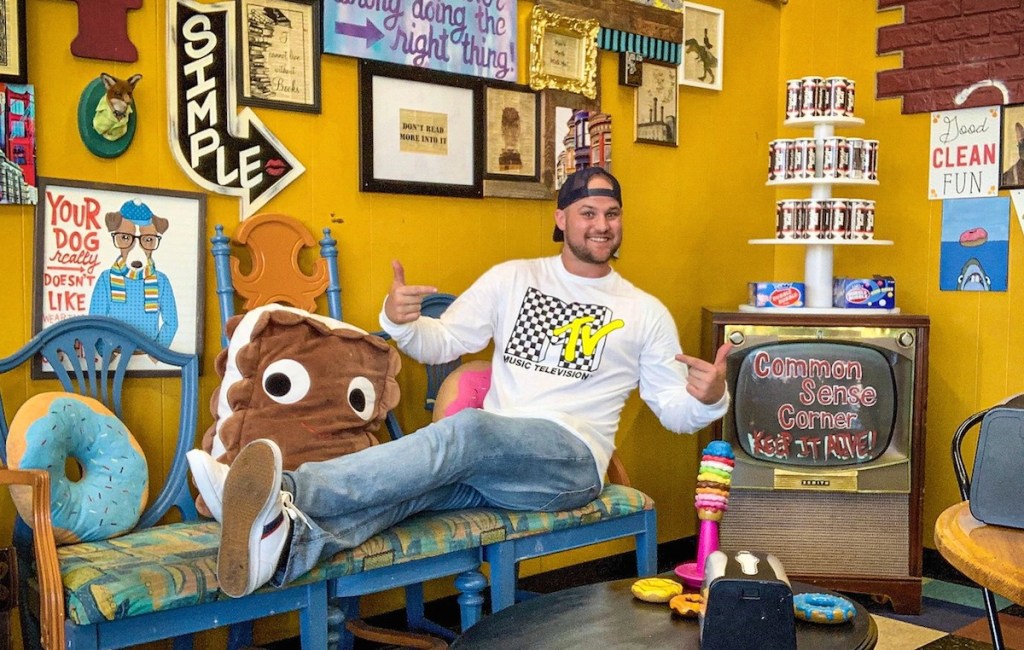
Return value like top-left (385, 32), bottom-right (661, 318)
top-left (217, 439), bottom-right (310, 598)
top-left (186, 449), bottom-right (230, 522)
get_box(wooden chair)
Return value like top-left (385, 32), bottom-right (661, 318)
top-left (212, 213), bottom-right (486, 648)
top-left (947, 394), bottom-right (1024, 650)
top-left (211, 213), bottom-right (341, 346)
top-left (0, 316), bottom-right (328, 649)
top-left (418, 294), bottom-right (658, 613)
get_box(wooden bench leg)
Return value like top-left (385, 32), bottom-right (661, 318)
top-left (327, 596), bottom-right (358, 650)
top-left (454, 569), bottom-right (486, 630)
top-left (636, 510), bottom-right (658, 576)
top-left (298, 581), bottom-right (329, 649)
top-left (484, 543), bottom-right (518, 613)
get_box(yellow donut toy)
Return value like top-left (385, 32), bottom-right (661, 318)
top-left (669, 593), bottom-right (703, 618)
top-left (631, 577), bottom-right (683, 603)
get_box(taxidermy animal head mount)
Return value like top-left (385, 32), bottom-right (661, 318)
top-left (100, 72), bottom-right (142, 119)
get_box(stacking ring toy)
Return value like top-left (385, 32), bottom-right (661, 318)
top-left (793, 592), bottom-right (857, 624)
top-left (630, 577), bottom-right (683, 603)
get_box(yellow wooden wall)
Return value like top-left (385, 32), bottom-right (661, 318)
top-left (14, 0), bottom-right (1020, 645)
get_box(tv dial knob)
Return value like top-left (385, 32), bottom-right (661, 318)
top-left (897, 331), bottom-right (915, 347)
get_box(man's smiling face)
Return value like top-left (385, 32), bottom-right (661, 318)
top-left (556, 175), bottom-right (623, 271)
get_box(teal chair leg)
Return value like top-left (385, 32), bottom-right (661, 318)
top-left (299, 581), bottom-right (330, 649)
top-left (454, 569), bottom-right (487, 629)
top-left (485, 543), bottom-right (519, 612)
top-left (327, 596), bottom-right (359, 650)
top-left (638, 509), bottom-right (658, 576)
top-left (404, 583), bottom-right (427, 632)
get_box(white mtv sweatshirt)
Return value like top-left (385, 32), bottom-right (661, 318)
top-left (379, 256), bottom-right (729, 478)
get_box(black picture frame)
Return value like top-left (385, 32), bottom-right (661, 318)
top-left (999, 102), bottom-right (1024, 189)
top-left (0, 0), bottom-right (28, 83)
top-left (359, 60), bottom-right (484, 198)
top-left (237, 0), bottom-right (322, 113)
top-left (32, 178), bottom-right (207, 378)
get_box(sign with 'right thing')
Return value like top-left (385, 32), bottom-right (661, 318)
top-left (929, 106), bottom-right (1000, 200)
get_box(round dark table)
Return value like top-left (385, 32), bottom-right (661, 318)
top-left (453, 576), bottom-right (877, 649)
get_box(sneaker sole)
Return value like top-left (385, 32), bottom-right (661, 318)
top-left (217, 442), bottom-right (278, 597)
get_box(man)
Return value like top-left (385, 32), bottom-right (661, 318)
top-left (195, 167), bottom-right (732, 597)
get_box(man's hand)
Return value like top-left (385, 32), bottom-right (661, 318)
top-left (677, 343), bottom-right (733, 405)
top-left (384, 260), bottom-right (438, 324)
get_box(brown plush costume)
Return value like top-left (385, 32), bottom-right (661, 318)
top-left (197, 304), bottom-right (400, 517)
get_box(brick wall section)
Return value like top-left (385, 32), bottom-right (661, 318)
top-left (877, 0), bottom-right (1024, 113)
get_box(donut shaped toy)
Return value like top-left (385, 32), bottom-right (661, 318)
top-left (793, 592), bottom-right (857, 624)
top-left (631, 577), bottom-right (683, 603)
top-left (6, 392), bottom-right (148, 545)
top-left (669, 593), bottom-right (703, 618)
top-left (432, 360), bottom-right (492, 422)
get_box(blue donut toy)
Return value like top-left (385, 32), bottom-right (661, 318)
top-left (6, 392), bottom-right (148, 545)
top-left (793, 592), bottom-right (856, 624)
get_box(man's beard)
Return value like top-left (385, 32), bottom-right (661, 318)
top-left (567, 236), bottom-right (619, 265)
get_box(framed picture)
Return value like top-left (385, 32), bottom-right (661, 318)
top-left (546, 90), bottom-right (602, 191)
top-left (483, 83), bottom-right (546, 198)
top-left (0, 82), bottom-right (35, 204)
top-left (0, 0), bottom-right (27, 83)
top-left (636, 61), bottom-right (679, 146)
top-left (679, 2), bottom-right (724, 91)
top-left (237, 0), bottom-right (321, 113)
top-left (999, 103), bottom-right (1024, 189)
top-left (528, 5), bottom-right (600, 100)
top-left (359, 60), bottom-right (483, 198)
top-left (485, 84), bottom-right (541, 182)
top-left (33, 178), bottom-right (207, 377)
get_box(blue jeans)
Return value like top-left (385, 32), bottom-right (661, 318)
top-left (275, 409), bottom-right (603, 584)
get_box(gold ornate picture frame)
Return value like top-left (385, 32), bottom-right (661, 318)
top-left (528, 6), bottom-right (600, 100)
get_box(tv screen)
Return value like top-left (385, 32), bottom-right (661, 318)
top-left (731, 340), bottom-right (897, 467)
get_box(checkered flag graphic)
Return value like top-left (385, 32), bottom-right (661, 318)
top-left (504, 288), bottom-right (613, 372)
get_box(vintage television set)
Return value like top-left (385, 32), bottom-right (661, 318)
top-left (701, 309), bottom-right (929, 614)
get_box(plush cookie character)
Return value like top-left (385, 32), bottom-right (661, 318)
top-left (197, 304), bottom-right (400, 517)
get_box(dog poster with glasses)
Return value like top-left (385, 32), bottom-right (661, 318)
top-left (33, 178), bottom-right (206, 376)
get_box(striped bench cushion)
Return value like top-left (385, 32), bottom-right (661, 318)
top-left (58, 484), bottom-right (652, 624)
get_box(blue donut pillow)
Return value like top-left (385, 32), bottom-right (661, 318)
top-left (6, 392), bottom-right (149, 545)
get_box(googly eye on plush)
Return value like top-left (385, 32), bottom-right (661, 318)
top-left (262, 359), bottom-right (311, 405)
top-left (348, 376), bottom-right (377, 420)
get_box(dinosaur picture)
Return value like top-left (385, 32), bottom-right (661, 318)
top-left (680, 2), bottom-right (723, 91)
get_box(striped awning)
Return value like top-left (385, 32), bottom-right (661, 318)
top-left (598, 28), bottom-right (681, 65)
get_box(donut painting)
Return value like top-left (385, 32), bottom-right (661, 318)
top-left (940, 197), bottom-right (1009, 292)
top-left (958, 227), bottom-right (988, 247)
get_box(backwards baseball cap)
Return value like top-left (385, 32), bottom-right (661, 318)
top-left (553, 167), bottom-right (622, 242)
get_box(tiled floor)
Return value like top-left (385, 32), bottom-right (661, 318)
top-left (849, 576), bottom-right (1024, 649)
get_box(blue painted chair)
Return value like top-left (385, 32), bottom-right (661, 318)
top-left (0, 316), bottom-right (328, 649)
top-left (419, 294), bottom-right (658, 613)
top-left (211, 213), bottom-right (485, 648)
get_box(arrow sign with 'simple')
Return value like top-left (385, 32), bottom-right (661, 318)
top-left (167, 0), bottom-right (304, 217)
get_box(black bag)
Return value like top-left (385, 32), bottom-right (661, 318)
top-left (970, 407), bottom-right (1024, 529)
